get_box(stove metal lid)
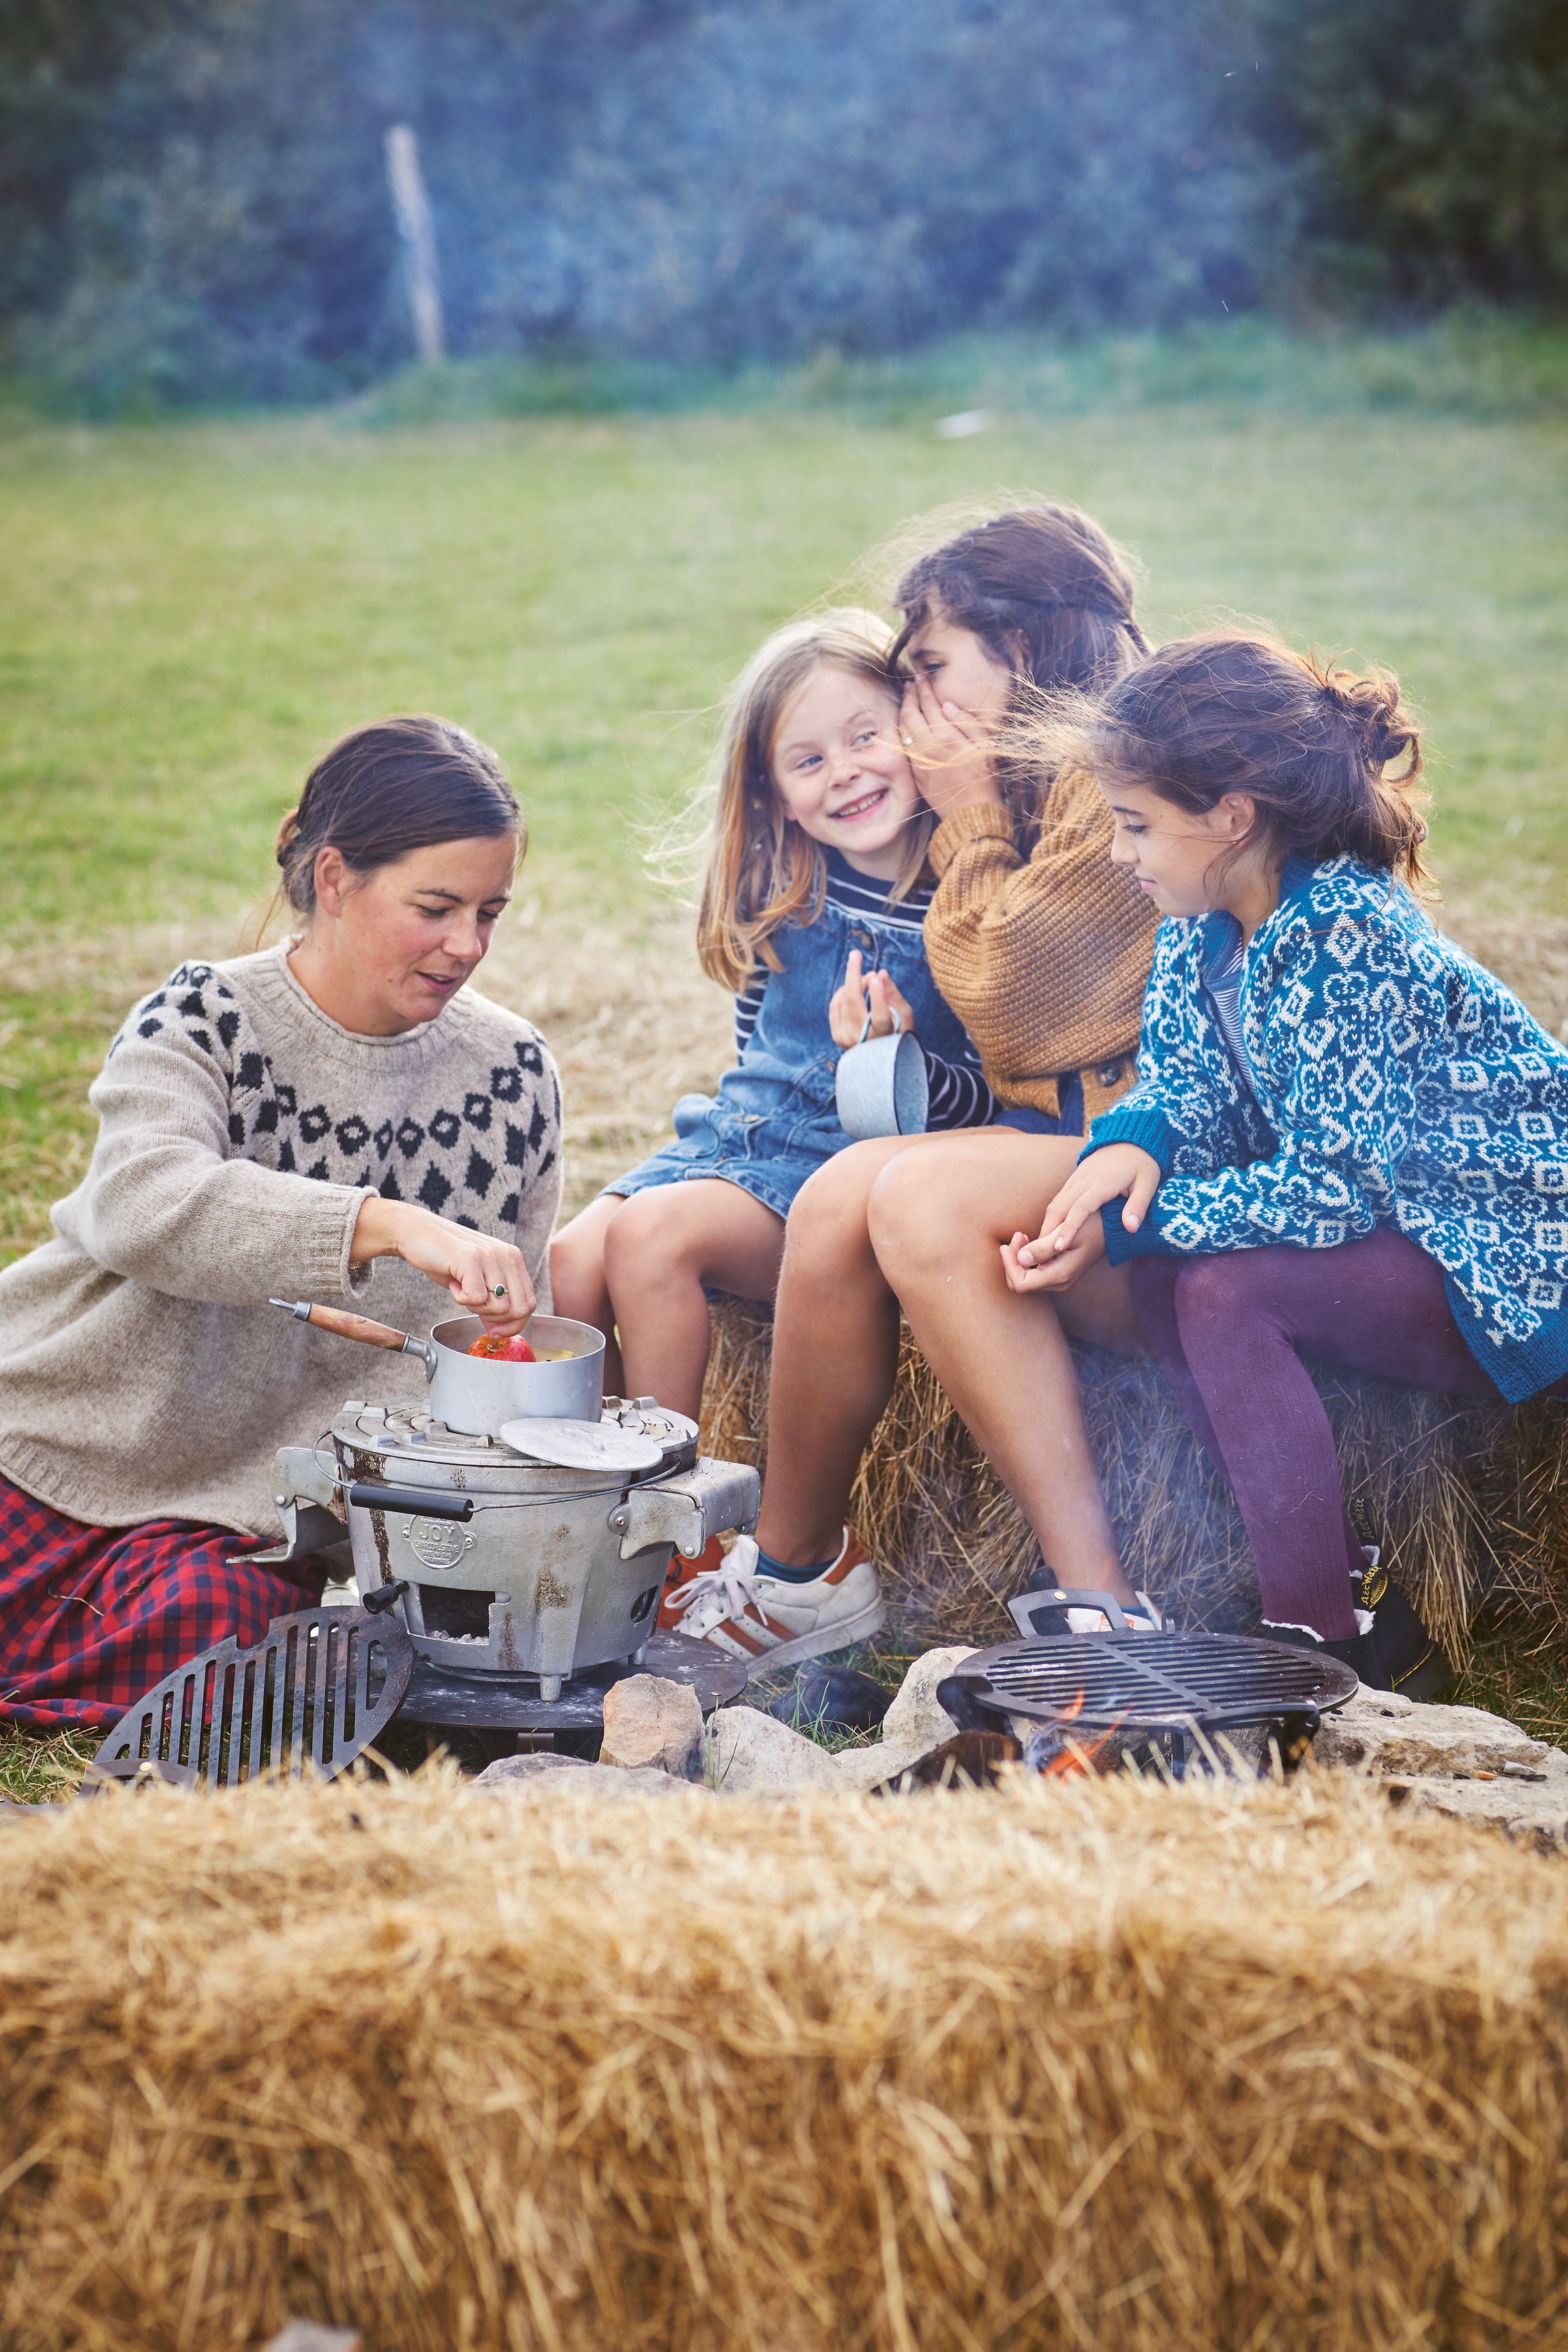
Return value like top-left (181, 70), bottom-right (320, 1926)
top-left (497, 1416), bottom-right (667, 1474)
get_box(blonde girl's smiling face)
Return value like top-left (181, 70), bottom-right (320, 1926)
top-left (770, 663), bottom-right (922, 881)
top-left (1099, 769), bottom-right (1265, 923)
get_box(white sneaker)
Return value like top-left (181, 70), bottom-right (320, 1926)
top-left (669, 1528), bottom-right (886, 1680)
top-left (1066, 1590), bottom-right (1164, 1635)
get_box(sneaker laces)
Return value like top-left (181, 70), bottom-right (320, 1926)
top-left (667, 1558), bottom-right (767, 1635)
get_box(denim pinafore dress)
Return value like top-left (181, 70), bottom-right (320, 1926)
top-left (609, 888), bottom-right (976, 1220)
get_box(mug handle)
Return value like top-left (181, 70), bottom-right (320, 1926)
top-left (854, 1004), bottom-right (903, 1045)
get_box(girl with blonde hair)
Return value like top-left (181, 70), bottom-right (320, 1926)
top-left (551, 609), bottom-right (997, 1671)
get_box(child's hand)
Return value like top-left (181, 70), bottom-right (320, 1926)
top-left (899, 675), bottom-right (1001, 817)
top-left (1017, 1143), bottom-right (1163, 1276)
top-left (1001, 1219), bottom-right (1106, 1293)
top-left (830, 949), bottom-right (918, 1049)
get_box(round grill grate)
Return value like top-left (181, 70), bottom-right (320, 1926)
top-left (954, 1632), bottom-right (1359, 1735)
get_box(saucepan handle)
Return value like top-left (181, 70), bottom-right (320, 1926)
top-left (270, 1298), bottom-right (427, 1357)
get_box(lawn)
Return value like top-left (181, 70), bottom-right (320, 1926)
top-left (1, 325), bottom-right (1565, 1782)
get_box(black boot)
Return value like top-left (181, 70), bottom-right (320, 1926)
top-left (1350, 1549), bottom-right (1454, 1701)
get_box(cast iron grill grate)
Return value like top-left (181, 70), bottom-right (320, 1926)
top-left (946, 1632), bottom-right (1359, 1757)
top-left (87, 1605), bottom-right (414, 1790)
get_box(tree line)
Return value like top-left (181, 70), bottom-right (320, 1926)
top-left (1, 0), bottom-right (1563, 408)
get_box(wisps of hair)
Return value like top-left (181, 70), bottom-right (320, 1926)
top-left (688, 609), bottom-right (930, 993)
top-left (1017, 631), bottom-right (1431, 889)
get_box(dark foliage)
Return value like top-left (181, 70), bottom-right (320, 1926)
top-left (0, 0), bottom-right (1562, 407)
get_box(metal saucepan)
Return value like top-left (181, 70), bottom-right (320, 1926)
top-left (270, 1299), bottom-right (605, 1436)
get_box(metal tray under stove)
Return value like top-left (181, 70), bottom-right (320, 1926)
top-left (946, 1631), bottom-right (1360, 1768)
top-left (397, 1627), bottom-right (748, 1733)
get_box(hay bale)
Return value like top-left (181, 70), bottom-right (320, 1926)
top-left (698, 1299), bottom-right (1568, 1660)
top-left (3, 1770), bottom-right (1568, 2350)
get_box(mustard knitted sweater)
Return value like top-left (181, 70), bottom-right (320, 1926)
top-left (0, 946), bottom-right (561, 1539)
top-left (924, 773), bottom-right (1158, 1125)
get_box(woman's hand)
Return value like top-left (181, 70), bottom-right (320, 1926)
top-left (350, 1197), bottom-right (537, 1333)
top-left (830, 948), bottom-right (918, 1049)
top-left (999, 1145), bottom-right (1162, 1295)
top-left (899, 674), bottom-right (1002, 818)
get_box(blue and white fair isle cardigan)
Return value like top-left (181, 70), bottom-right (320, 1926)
top-left (1085, 854), bottom-right (1568, 1402)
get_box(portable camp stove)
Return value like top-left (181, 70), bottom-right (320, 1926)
top-left (262, 1393), bottom-right (757, 1738)
top-left (941, 1603), bottom-right (1361, 1777)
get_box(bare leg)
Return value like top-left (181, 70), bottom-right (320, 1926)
top-left (753, 1134), bottom-right (938, 1566)
top-left (549, 1194), bottom-right (627, 1394)
top-left (867, 1131), bottom-right (1139, 1597)
top-left (755, 1127), bottom-right (1143, 1582)
top-left (603, 1178), bottom-right (787, 1421)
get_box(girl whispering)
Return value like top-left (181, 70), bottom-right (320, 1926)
top-left (552, 612), bottom-right (994, 1571)
top-left (1008, 633), bottom-right (1568, 1694)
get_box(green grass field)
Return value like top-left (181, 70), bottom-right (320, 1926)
top-left (1, 323), bottom-right (1565, 1785)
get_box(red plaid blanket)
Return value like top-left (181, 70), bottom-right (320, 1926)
top-left (0, 1475), bottom-right (325, 1734)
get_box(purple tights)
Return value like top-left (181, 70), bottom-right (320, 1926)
top-left (1130, 1231), bottom-right (1565, 1640)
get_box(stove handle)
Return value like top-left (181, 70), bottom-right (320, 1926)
top-left (609, 1456), bottom-right (759, 1561)
top-left (346, 1482), bottom-right (474, 1523)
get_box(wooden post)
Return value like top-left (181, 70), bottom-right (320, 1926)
top-left (383, 123), bottom-right (445, 363)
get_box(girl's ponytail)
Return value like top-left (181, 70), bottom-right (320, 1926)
top-left (1061, 632), bottom-right (1432, 889)
top-left (1316, 666), bottom-right (1429, 880)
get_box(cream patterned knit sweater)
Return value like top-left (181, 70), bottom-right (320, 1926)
top-left (0, 946), bottom-right (562, 1539)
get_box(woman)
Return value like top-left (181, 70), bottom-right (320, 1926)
top-left (0, 715), bottom-right (560, 1732)
top-left (667, 505), bottom-right (1164, 1674)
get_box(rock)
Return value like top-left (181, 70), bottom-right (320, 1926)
top-left (830, 1646), bottom-right (978, 1794)
top-left (875, 1645), bottom-right (977, 1753)
top-left (600, 1673), bottom-right (705, 1777)
top-left (1383, 1760), bottom-right (1568, 1852)
top-left (1308, 1687), bottom-right (1568, 1851)
top-left (1313, 1689), bottom-right (1552, 1779)
top-left (704, 1706), bottom-right (841, 1795)
top-left (473, 1753), bottom-right (692, 1799)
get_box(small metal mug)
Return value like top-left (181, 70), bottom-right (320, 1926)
top-left (834, 1006), bottom-right (929, 1141)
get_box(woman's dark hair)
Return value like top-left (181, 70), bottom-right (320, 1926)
top-left (1088, 632), bottom-right (1430, 886)
top-left (891, 503), bottom-right (1149, 830)
top-left (275, 714), bottom-right (524, 918)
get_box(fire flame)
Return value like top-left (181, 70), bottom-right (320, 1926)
top-left (1036, 1689), bottom-right (1121, 1779)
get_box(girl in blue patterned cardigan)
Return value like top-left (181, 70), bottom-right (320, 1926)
top-left (1004, 632), bottom-right (1568, 1695)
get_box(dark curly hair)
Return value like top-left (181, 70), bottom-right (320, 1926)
top-left (1089, 632), bottom-right (1430, 885)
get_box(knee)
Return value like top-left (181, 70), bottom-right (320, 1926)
top-left (1173, 1252), bottom-right (1262, 1341)
top-left (549, 1207), bottom-right (614, 1309)
top-left (782, 1152), bottom-right (881, 1279)
top-left (601, 1190), bottom-right (685, 1292)
top-left (866, 1149), bottom-right (963, 1274)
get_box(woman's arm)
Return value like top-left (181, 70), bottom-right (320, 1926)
top-left (922, 766), bottom-right (1158, 1090)
top-left (58, 995), bottom-right (542, 1322)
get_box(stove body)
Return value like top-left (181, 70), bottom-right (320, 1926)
top-left (270, 1397), bottom-right (757, 1702)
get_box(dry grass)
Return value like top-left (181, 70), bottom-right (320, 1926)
top-left (3, 1767), bottom-right (1568, 2352)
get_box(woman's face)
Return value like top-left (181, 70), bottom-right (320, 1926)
top-left (305, 834), bottom-right (519, 1034)
top-left (901, 605), bottom-right (1016, 719)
